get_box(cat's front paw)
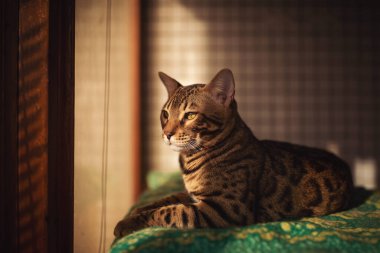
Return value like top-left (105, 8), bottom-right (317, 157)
top-left (113, 215), bottom-right (145, 238)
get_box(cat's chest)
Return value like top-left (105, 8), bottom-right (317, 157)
top-left (182, 173), bottom-right (204, 195)
top-left (182, 165), bottom-right (249, 197)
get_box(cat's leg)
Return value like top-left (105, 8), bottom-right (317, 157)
top-left (114, 203), bottom-right (199, 238)
top-left (113, 192), bottom-right (194, 241)
top-left (128, 191), bottom-right (193, 216)
top-left (114, 200), bottom-right (246, 238)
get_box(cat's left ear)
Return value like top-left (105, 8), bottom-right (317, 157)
top-left (158, 72), bottom-right (182, 98)
top-left (205, 68), bottom-right (235, 107)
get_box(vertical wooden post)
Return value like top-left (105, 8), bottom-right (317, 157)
top-left (18, 1), bottom-right (49, 252)
top-left (1, 1), bottom-right (75, 252)
top-left (48, 0), bottom-right (75, 252)
top-left (0, 1), bottom-right (20, 252)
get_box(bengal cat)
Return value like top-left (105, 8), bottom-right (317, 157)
top-left (114, 69), bottom-right (353, 239)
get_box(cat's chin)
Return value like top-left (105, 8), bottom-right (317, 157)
top-left (169, 145), bottom-right (185, 152)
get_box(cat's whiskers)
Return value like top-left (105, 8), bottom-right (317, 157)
top-left (188, 139), bottom-right (203, 152)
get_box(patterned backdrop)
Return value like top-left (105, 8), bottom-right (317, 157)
top-left (140, 0), bottom-right (380, 188)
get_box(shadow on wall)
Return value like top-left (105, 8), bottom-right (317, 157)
top-left (18, 17), bottom-right (48, 253)
top-left (176, 0), bottom-right (380, 188)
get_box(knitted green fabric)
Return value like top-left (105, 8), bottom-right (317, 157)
top-left (110, 172), bottom-right (380, 253)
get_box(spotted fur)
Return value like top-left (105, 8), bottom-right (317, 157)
top-left (114, 69), bottom-right (353, 238)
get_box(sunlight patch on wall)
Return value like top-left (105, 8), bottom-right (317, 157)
top-left (146, 0), bottom-right (210, 172)
top-left (75, 0), bottom-right (134, 251)
top-left (354, 158), bottom-right (377, 190)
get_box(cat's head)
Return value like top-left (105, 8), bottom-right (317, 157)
top-left (159, 69), bottom-right (236, 153)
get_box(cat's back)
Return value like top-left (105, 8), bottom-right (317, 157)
top-left (255, 140), bottom-right (353, 222)
top-left (260, 140), bottom-right (351, 174)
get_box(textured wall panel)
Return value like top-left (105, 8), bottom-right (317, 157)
top-left (141, 0), bottom-right (380, 187)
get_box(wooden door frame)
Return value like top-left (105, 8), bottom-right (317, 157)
top-left (1, 0), bottom-right (143, 251)
top-left (48, 0), bottom-right (75, 252)
top-left (0, 0), bottom-right (20, 252)
top-left (0, 0), bottom-right (75, 252)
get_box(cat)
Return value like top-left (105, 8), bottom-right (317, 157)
top-left (114, 69), bottom-right (353, 239)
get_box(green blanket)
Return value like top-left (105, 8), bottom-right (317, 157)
top-left (110, 172), bottom-right (380, 253)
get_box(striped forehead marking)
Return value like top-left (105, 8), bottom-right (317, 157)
top-left (165, 84), bottom-right (203, 110)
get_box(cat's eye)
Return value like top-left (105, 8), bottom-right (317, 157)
top-left (185, 112), bottom-right (197, 120)
top-left (161, 110), bottom-right (169, 119)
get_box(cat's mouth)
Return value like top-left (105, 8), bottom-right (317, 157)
top-left (163, 136), bottom-right (203, 152)
top-left (167, 141), bottom-right (192, 152)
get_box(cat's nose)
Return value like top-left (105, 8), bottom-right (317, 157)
top-left (165, 132), bottom-right (174, 140)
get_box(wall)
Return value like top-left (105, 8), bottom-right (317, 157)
top-left (141, 0), bottom-right (211, 173)
top-left (141, 0), bottom-right (380, 188)
top-left (75, 0), bottom-right (136, 251)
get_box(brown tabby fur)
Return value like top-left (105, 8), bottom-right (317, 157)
top-left (114, 69), bottom-right (353, 239)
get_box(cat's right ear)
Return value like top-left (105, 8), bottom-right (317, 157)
top-left (158, 72), bottom-right (182, 97)
top-left (205, 68), bottom-right (235, 107)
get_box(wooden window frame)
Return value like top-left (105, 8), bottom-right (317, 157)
top-left (1, 1), bottom-right (19, 252)
top-left (1, 0), bottom-right (75, 252)
top-left (1, 0), bottom-right (143, 251)
top-left (48, 0), bottom-right (75, 252)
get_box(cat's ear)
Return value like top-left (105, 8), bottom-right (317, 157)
top-left (205, 68), bottom-right (235, 107)
top-left (158, 72), bottom-right (182, 97)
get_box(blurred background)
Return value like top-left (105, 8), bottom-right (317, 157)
top-left (142, 0), bottom-right (380, 183)
top-left (75, 0), bottom-right (380, 251)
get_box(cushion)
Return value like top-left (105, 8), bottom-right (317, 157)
top-left (110, 172), bottom-right (380, 253)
